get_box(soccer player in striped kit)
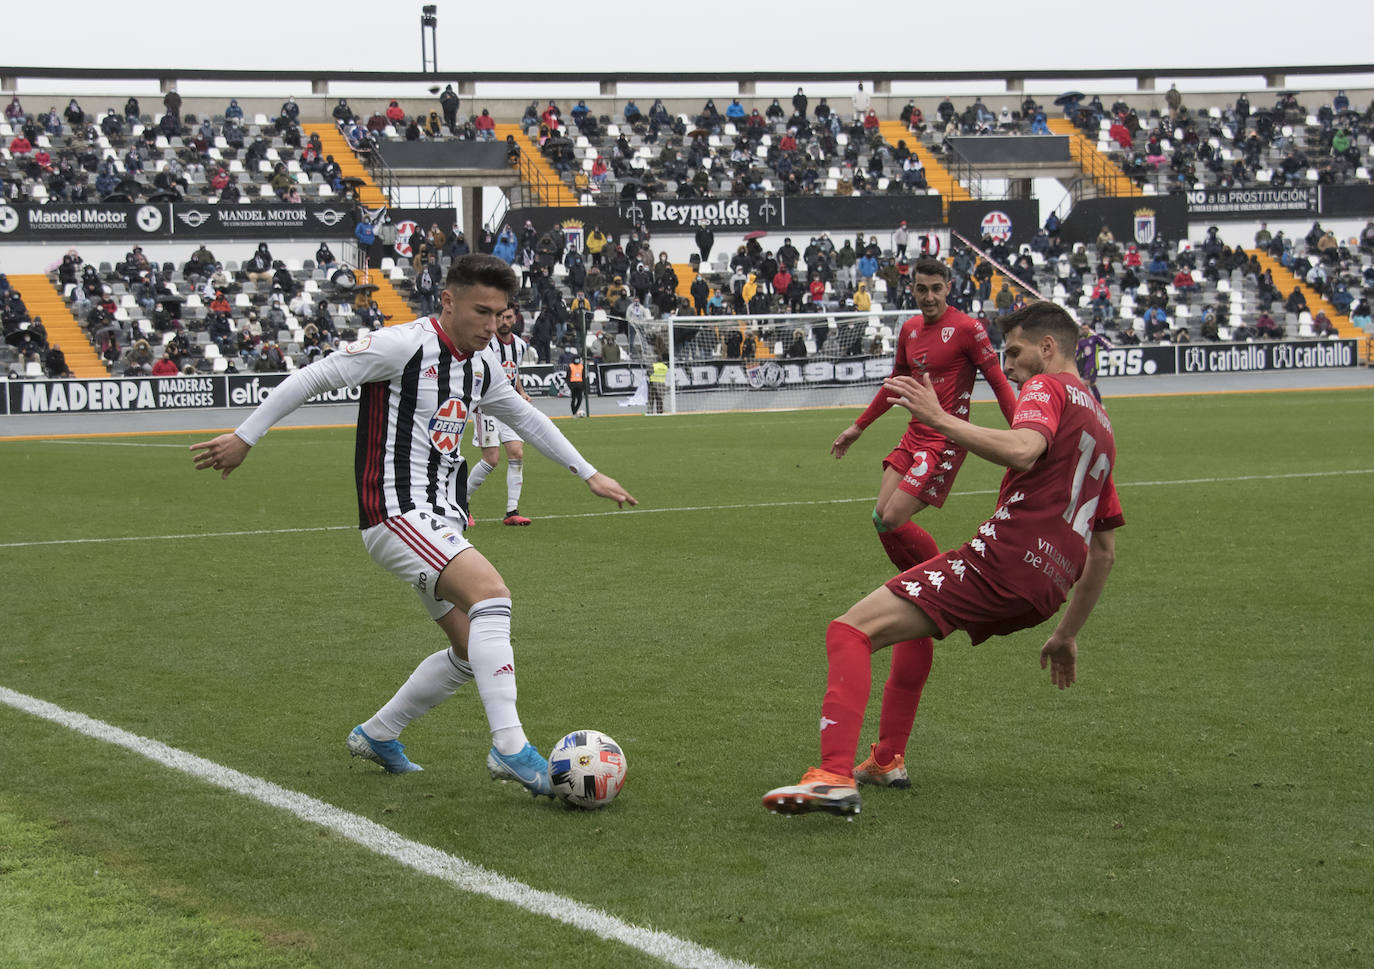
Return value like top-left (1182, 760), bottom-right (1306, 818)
top-left (192, 255), bottom-right (635, 797)
top-left (466, 301), bottom-right (535, 526)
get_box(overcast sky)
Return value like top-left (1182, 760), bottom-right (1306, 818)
top-left (6, 0), bottom-right (1372, 80)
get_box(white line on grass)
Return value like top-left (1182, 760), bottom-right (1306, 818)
top-left (0, 685), bottom-right (762, 969)
top-left (2, 468), bottom-right (1370, 550)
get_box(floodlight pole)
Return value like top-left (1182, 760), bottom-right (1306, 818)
top-left (420, 6), bottom-right (438, 73)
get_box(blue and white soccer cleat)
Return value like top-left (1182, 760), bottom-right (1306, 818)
top-left (347, 725), bottom-right (424, 773)
top-left (487, 742), bottom-right (555, 798)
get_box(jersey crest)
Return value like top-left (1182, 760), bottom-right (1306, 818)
top-left (941, 326), bottom-right (955, 343)
top-left (427, 397), bottom-right (468, 453)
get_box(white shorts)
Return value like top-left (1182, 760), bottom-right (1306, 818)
top-left (476, 411), bottom-right (522, 449)
top-left (360, 508), bottom-right (471, 620)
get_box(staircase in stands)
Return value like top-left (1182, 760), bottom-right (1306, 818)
top-left (301, 123), bottom-right (390, 208)
top-left (1252, 251), bottom-right (1365, 351)
top-left (357, 266), bottom-right (417, 326)
top-left (1047, 118), bottom-right (1140, 197)
top-left (878, 121), bottom-right (971, 219)
top-left (493, 124), bottom-right (579, 206)
top-left (10, 275), bottom-right (107, 378)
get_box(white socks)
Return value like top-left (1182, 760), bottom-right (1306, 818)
top-left (505, 459), bottom-right (523, 514)
top-left (467, 597), bottom-right (528, 754)
top-left (466, 458), bottom-right (496, 499)
top-left (363, 647), bottom-right (473, 741)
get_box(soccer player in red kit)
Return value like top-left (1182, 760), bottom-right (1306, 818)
top-left (829, 257), bottom-right (1018, 789)
top-left (767, 302), bottom-right (1123, 816)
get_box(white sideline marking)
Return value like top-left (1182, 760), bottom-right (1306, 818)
top-left (0, 685), bottom-right (762, 969)
top-left (2, 468), bottom-right (1370, 550)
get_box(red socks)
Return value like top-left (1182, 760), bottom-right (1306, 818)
top-left (876, 638), bottom-right (933, 764)
top-left (877, 521), bottom-right (940, 572)
top-left (872, 520), bottom-right (939, 765)
top-left (820, 620), bottom-right (873, 777)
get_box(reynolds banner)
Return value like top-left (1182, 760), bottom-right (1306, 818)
top-left (503, 194), bottom-right (943, 239)
top-left (0, 202), bottom-right (355, 242)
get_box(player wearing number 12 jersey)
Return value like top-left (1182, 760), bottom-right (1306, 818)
top-left (766, 302), bottom-right (1123, 817)
top-left (830, 257), bottom-right (1018, 790)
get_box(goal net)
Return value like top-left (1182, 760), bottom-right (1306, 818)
top-left (593, 309), bottom-right (917, 414)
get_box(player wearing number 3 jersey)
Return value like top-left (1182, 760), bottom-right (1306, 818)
top-left (765, 301), bottom-right (1123, 817)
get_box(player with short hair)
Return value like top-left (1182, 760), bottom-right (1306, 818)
top-left (192, 254), bottom-right (635, 798)
top-left (767, 301), bottom-right (1123, 816)
top-left (829, 256), bottom-right (1018, 790)
top-left (467, 301), bottom-right (534, 526)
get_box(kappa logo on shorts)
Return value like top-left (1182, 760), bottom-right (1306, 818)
top-left (428, 397), bottom-right (468, 453)
top-left (924, 569), bottom-right (945, 591)
top-left (901, 581), bottom-right (922, 598)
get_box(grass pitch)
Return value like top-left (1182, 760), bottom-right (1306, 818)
top-left (1, 389), bottom-right (1371, 969)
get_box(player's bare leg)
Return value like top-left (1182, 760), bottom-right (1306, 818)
top-left (764, 588), bottom-right (938, 817)
top-left (435, 547), bottom-right (552, 796)
top-left (864, 468), bottom-right (937, 787)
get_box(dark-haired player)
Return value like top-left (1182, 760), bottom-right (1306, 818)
top-left (192, 255), bottom-right (635, 797)
top-left (829, 257), bottom-right (1018, 789)
top-left (767, 301), bottom-right (1123, 816)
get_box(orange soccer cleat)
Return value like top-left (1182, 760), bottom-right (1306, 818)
top-left (762, 767), bottom-right (861, 817)
top-left (853, 743), bottom-right (911, 788)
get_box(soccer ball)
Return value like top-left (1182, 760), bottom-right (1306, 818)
top-left (548, 730), bottom-right (627, 809)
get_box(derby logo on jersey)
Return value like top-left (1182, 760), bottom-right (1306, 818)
top-left (344, 336), bottom-right (372, 355)
top-left (428, 397), bottom-right (468, 453)
top-left (942, 326), bottom-right (955, 343)
top-left (501, 359), bottom-right (518, 381)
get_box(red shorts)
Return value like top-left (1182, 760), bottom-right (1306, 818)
top-left (883, 547), bottom-right (1053, 646)
top-left (883, 439), bottom-right (967, 508)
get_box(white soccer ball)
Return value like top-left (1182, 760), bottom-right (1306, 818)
top-left (548, 730), bottom-right (627, 809)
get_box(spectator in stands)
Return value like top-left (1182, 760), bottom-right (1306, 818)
top-left (1310, 310), bottom-right (1336, 337)
top-left (244, 243), bottom-right (274, 285)
top-left (4, 95), bottom-right (24, 121)
top-left (148, 350), bottom-right (178, 376)
top-left (474, 108), bottom-right (496, 140)
top-left (315, 242), bottom-right (337, 272)
top-left (1350, 299), bottom-right (1371, 330)
top-left (1255, 311), bottom-right (1283, 338)
top-left (492, 226), bottom-right (517, 264)
top-left (1143, 304), bottom-right (1171, 341)
top-left (1285, 286), bottom-right (1309, 315)
top-left (384, 99), bottom-right (406, 125)
top-left (9, 131), bottom-right (32, 155)
top-left (541, 101), bottom-right (562, 132)
top-left (331, 98), bottom-right (354, 124)
top-left (1173, 266), bottom-right (1200, 297)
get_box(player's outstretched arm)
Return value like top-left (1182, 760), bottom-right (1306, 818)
top-left (830, 423), bottom-right (862, 459)
top-left (586, 472), bottom-right (637, 508)
top-left (1039, 528), bottom-right (1117, 689)
top-left (190, 432), bottom-right (251, 480)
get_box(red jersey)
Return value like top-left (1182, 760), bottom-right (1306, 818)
top-left (963, 370), bottom-right (1125, 617)
top-left (855, 306), bottom-right (1018, 450)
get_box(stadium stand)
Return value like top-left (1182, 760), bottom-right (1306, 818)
top-left (3, 81), bottom-right (1372, 376)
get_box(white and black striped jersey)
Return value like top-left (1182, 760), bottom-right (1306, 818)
top-left (234, 316), bottom-right (596, 528)
top-left (487, 333), bottom-right (529, 387)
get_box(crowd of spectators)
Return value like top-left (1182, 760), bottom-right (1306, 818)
top-left (1062, 87), bottom-right (1374, 193)
top-left (2, 90), bottom-right (358, 205)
